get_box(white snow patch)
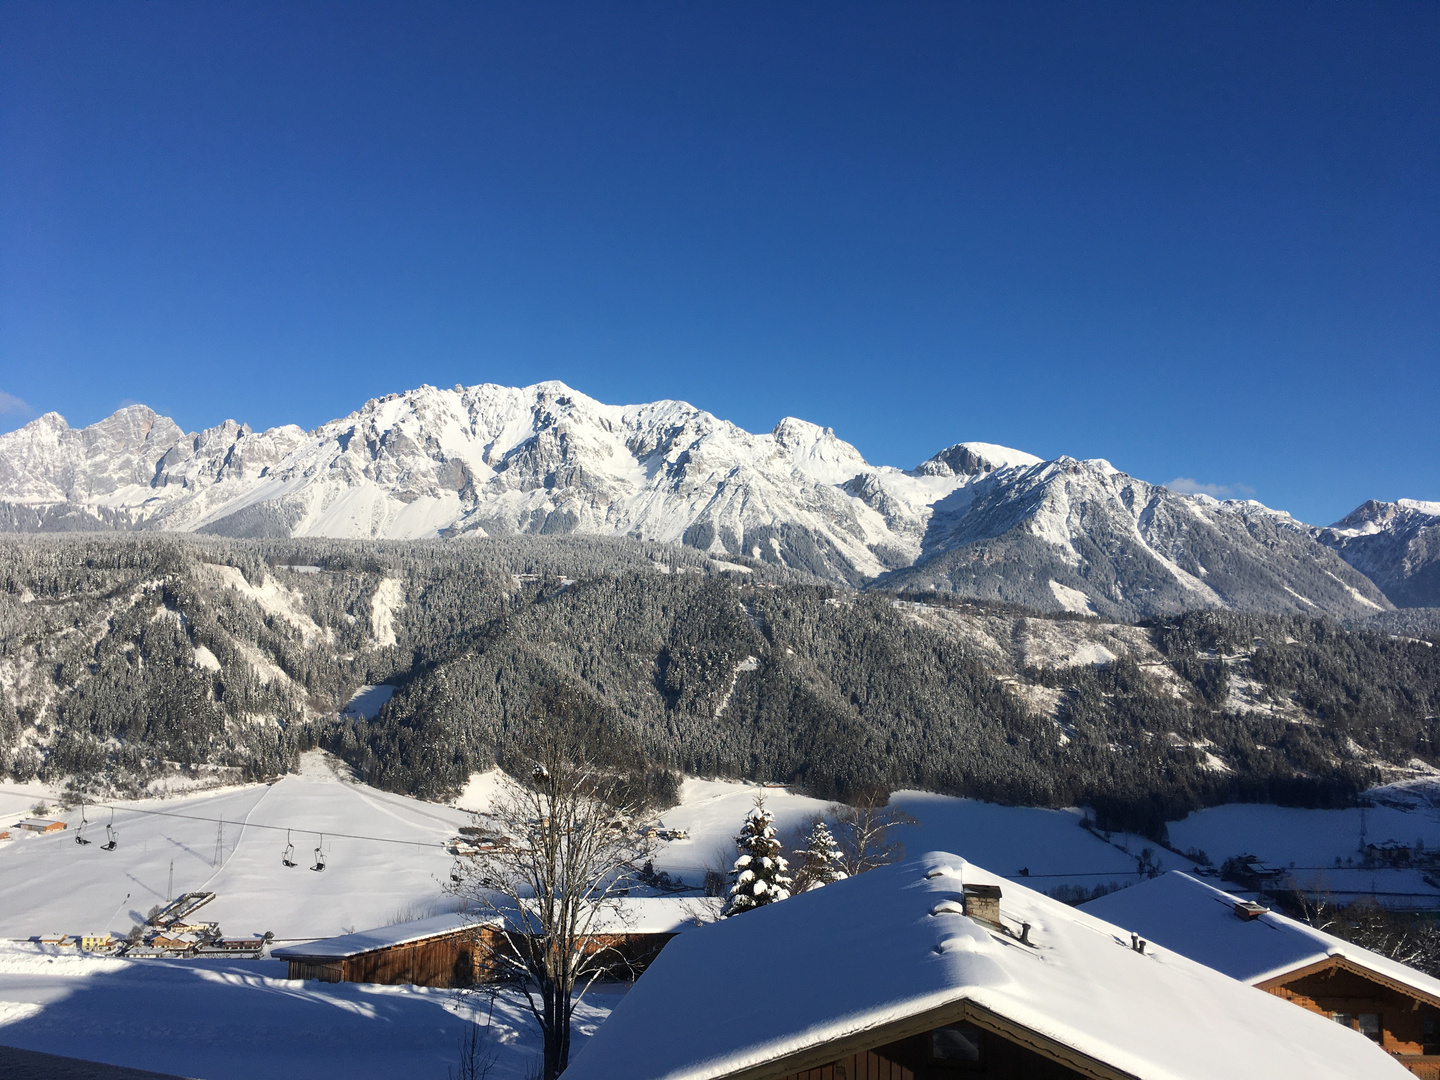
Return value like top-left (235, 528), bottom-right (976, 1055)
top-left (210, 565), bottom-right (325, 641)
top-left (370, 576), bottom-right (405, 648)
top-left (342, 684), bottom-right (394, 720)
top-left (193, 645), bottom-right (222, 672)
top-left (1322, 569), bottom-right (1384, 611)
top-left (1048, 580), bottom-right (1098, 616)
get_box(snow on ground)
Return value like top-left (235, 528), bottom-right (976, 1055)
top-left (641, 779), bottom-right (1151, 893)
top-left (207, 565), bottom-right (326, 643)
top-left (0, 752), bottom-right (469, 941)
top-left (1168, 800), bottom-right (1440, 908)
top-left (1168, 801), bottom-right (1440, 868)
top-left (370, 576), bottom-right (405, 648)
top-left (0, 941), bottom-right (621, 1080)
top-left (342, 684), bottom-right (395, 720)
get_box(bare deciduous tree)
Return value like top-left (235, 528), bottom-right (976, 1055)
top-left (452, 690), bottom-right (659, 1080)
top-left (830, 793), bottom-right (918, 877)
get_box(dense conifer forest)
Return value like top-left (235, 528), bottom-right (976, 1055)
top-left (2, 535), bottom-right (1437, 836)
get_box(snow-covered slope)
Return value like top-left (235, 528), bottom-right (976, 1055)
top-left (1317, 499), bottom-right (1440, 608)
top-left (0, 381), bottom-right (1393, 617)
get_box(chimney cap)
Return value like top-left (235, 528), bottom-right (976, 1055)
top-left (963, 883), bottom-right (1003, 899)
top-left (1233, 900), bottom-right (1268, 921)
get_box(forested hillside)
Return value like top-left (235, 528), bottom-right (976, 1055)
top-left (2, 535), bottom-right (1437, 835)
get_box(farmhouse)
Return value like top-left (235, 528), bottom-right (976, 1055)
top-left (1084, 871), bottom-right (1440, 1077)
top-left (563, 853), bottom-right (1406, 1080)
top-left (273, 897), bottom-right (718, 988)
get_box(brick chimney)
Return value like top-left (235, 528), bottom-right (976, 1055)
top-left (962, 884), bottom-right (1003, 928)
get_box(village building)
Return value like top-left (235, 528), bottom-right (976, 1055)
top-left (563, 853), bottom-right (1406, 1080)
top-left (273, 896), bottom-right (719, 989)
top-left (14, 818), bottom-right (67, 834)
top-left (1084, 870), bottom-right (1440, 1078)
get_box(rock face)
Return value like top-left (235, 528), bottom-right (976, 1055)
top-left (0, 380), bottom-right (1396, 618)
top-left (1317, 500), bottom-right (1440, 608)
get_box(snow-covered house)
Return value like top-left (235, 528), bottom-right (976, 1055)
top-left (1084, 871), bottom-right (1440, 1076)
top-left (563, 853), bottom-right (1407, 1080)
top-left (273, 897), bottom-right (719, 988)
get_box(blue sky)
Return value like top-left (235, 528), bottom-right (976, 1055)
top-left (1, 2), bottom-right (1435, 525)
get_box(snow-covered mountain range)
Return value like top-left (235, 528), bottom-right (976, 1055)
top-left (0, 380), bottom-right (1404, 619)
top-left (1315, 499), bottom-right (1440, 608)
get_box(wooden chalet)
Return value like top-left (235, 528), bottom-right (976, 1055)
top-left (562, 853), bottom-right (1406, 1080)
top-left (273, 897), bottom-right (718, 989)
top-left (1085, 871), bottom-right (1440, 1077)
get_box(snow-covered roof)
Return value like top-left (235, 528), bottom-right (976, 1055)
top-left (272, 912), bottom-right (476, 960)
top-left (272, 897), bottom-right (720, 961)
top-left (563, 853), bottom-right (1408, 1080)
top-left (1082, 870), bottom-right (1440, 1000)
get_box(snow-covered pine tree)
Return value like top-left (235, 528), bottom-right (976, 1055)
top-left (722, 798), bottom-right (793, 916)
top-left (793, 820), bottom-right (847, 893)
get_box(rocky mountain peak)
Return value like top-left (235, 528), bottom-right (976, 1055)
top-left (0, 380), bottom-right (1412, 618)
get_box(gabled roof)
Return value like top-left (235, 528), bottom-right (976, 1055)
top-left (563, 853), bottom-right (1408, 1080)
top-left (271, 897), bottom-right (720, 961)
top-left (1082, 870), bottom-right (1440, 1003)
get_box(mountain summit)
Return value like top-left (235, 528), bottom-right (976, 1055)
top-left (0, 380), bottom-right (1394, 619)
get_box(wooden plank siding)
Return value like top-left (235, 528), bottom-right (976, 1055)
top-left (781, 1050), bottom-right (913, 1080)
top-left (1258, 956), bottom-right (1440, 1075)
top-left (283, 928), bottom-right (680, 989)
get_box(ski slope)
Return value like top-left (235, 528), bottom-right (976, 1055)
top-left (0, 753), bottom-right (469, 941)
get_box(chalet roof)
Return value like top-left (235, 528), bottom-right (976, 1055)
top-left (272, 912), bottom-right (475, 960)
top-left (272, 897), bottom-right (720, 962)
top-left (1082, 870), bottom-right (1440, 1002)
top-left (563, 853), bottom-right (1408, 1080)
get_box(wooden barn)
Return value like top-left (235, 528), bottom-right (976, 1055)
top-left (561, 854), bottom-right (1407, 1080)
top-left (273, 898), bottom-right (719, 989)
top-left (1085, 871), bottom-right (1440, 1077)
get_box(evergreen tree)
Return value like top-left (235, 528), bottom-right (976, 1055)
top-left (793, 819), bottom-right (847, 893)
top-left (722, 798), bottom-right (792, 916)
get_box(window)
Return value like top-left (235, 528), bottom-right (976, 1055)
top-left (932, 1025), bottom-right (983, 1064)
top-left (1358, 1014), bottom-right (1381, 1044)
top-left (1330, 1012), bottom-right (1352, 1029)
top-left (1424, 1014), bottom-right (1439, 1056)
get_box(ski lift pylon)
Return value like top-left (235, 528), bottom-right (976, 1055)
top-left (311, 834), bottom-right (326, 872)
top-left (282, 829), bottom-right (296, 868)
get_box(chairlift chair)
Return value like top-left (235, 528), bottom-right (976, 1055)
top-left (450, 858), bottom-right (463, 885)
top-left (75, 806), bottom-right (91, 845)
top-left (311, 834), bottom-right (326, 872)
top-left (102, 808), bottom-right (117, 851)
top-left (282, 829), bottom-right (296, 868)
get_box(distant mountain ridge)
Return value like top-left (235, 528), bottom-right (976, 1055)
top-left (1316, 499), bottom-right (1440, 608)
top-left (0, 380), bottom-right (1400, 619)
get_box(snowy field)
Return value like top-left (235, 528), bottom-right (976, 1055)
top-left (3, 753), bottom-right (1433, 1074)
top-left (1168, 799), bottom-right (1440, 907)
top-left (0, 942), bottom-right (620, 1080)
top-left (640, 780), bottom-right (1153, 894)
